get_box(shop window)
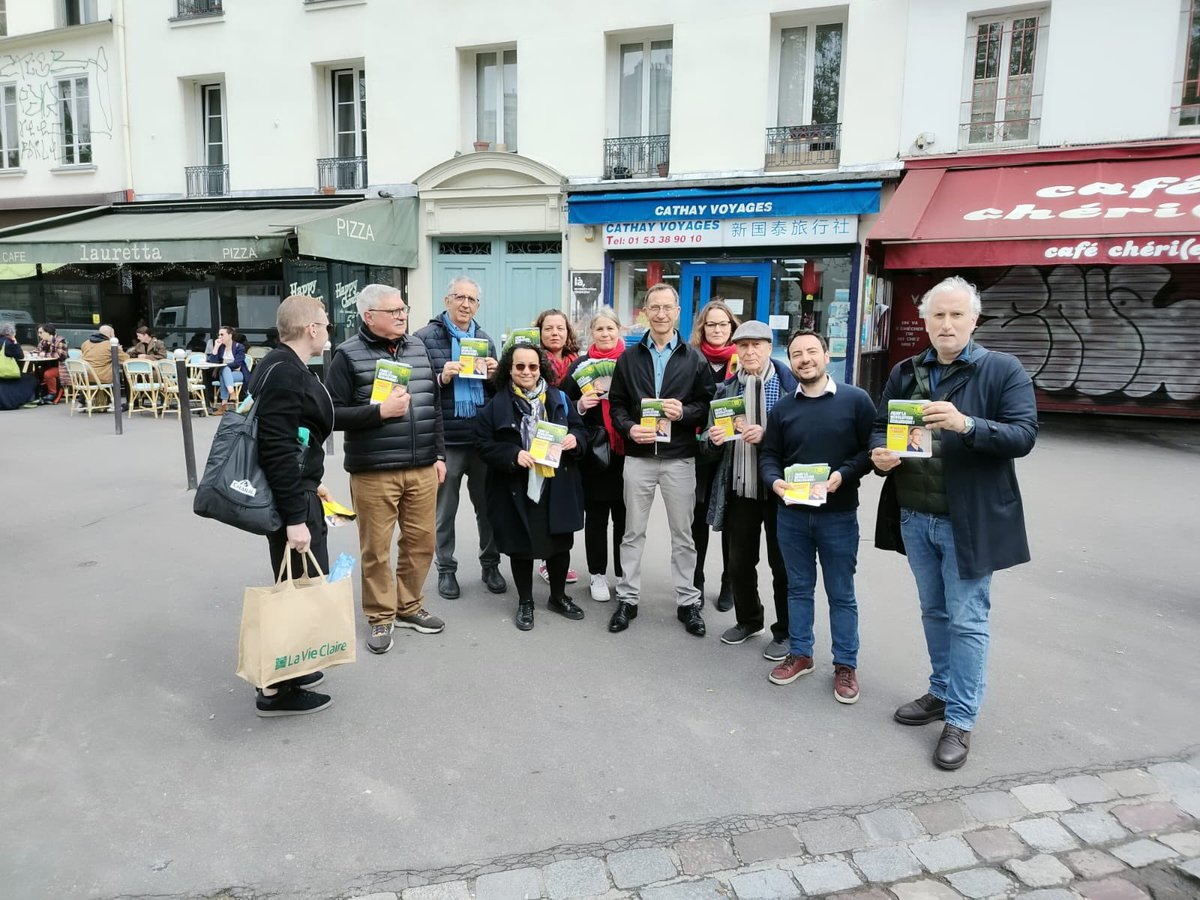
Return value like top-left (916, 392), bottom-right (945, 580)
top-left (960, 10), bottom-right (1047, 149)
top-left (58, 76), bottom-right (92, 165)
top-left (771, 255), bottom-right (852, 379)
top-left (438, 240), bottom-right (492, 255)
top-left (506, 240), bottom-right (561, 255)
top-left (1, 83), bottom-right (18, 169)
top-left (472, 48), bottom-right (517, 152)
top-left (218, 284), bottom-right (283, 347)
top-left (1175, 0), bottom-right (1200, 129)
top-left (612, 260), bottom-right (682, 334)
top-left (63, 0), bottom-right (98, 26)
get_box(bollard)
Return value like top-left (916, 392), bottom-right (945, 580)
top-left (109, 337), bottom-right (123, 435)
top-left (174, 349), bottom-right (198, 490)
top-left (322, 340), bottom-right (336, 457)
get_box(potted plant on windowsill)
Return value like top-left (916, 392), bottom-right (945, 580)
top-left (656, 161), bottom-right (669, 177)
top-left (473, 140), bottom-right (491, 152)
top-left (320, 185), bottom-right (337, 195)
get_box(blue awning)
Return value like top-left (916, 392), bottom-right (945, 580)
top-left (566, 182), bottom-right (881, 225)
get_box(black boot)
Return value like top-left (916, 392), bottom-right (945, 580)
top-left (676, 602), bottom-right (706, 637)
top-left (515, 599), bottom-right (534, 631)
top-left (715, 578), bottom-right (734, 612)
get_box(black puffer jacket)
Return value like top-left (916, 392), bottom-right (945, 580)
top-left (414, 315), bottom-right (497, 449)
top-left (326, 324), bottom-right (444, 473)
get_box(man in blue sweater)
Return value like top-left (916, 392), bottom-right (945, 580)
top-left (760, 329), bottom-right (875, 705)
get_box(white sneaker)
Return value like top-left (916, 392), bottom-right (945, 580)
top-left (589, 573), bottom-right (611, 602)
top-left (537, 562), bottom-right (550, 583)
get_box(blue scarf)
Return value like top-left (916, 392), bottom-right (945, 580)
top-left (443, 311), bottom-right (486, 418)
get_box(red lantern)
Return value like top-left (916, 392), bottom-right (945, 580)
top-left (801, 260), bottom-right (821, 298)
top-left (646, 262), bottom-right (663, 288)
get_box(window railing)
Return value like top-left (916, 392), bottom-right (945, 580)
top-left (317, 155), bottom-right (368, 191)
top-left (603, 134), bottom-right (670, 179)
top-left (765, 123), bottom-right (841, 169)
top-left (959, 96), bottom-right (1042, 148)
top-left (175, 0), bottom-right (223, 18)
top-left (185, 164), bottom-right (229, 198)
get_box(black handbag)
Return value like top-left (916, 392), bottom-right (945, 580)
top-left (193, 363), bottom-right (284, 536)
top-left (583, 423), bottom-right (612, 472)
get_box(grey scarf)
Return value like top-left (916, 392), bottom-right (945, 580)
top-left (731, 365), bottom-right (775, 499)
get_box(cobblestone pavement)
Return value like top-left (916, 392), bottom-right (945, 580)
top-left (336, 753), bottom-right (1200, 900)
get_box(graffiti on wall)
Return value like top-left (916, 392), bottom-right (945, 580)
top-left (974, 265), bottom-right (1200, 403)
top-left (0, 46), bottom-right (113, 163)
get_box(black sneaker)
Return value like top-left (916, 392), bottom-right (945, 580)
top-left (255, 687), bottom-right (332, 718)
top-left (273, 670), bottom-right (325, 691)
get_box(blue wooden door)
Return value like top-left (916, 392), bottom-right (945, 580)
top-left (677, 262), bottom-right (772, 337)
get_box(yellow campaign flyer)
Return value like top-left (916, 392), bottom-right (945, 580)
top-left (783, 464), bottom-right (831, 507)
top-left (458, 338), bottom-right (490, 379)
top-left (370, 360), bottom-right (412, 404)
top-left (529, 421), bottom-right (568, 469)
top-left (886, 399), bottom-right (932, 457)
top-left (640, 399), bottom-right (670, 443)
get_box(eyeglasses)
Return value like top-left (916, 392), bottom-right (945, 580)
top-left (513, 363), bottom-right (540, 372)
top-left (645, 305), bottom-right (677, 316)
top-left (368, 306), bottom-right (408, 320)
top-left (310, 322), bottom-right (332, 332)
top-left (448, 293), bottom-right (480, 305)
top-left (705, 320), bottom-right (732, 329)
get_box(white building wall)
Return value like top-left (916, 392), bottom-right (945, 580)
top-left (899, 0), bottom-right (1185, 157)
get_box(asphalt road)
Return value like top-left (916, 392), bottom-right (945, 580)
top-left (2, 407), bottom-right (1197, 898)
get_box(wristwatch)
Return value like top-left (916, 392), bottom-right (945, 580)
top-left (962, 416), bottom-right (976, 434)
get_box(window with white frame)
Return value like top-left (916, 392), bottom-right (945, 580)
top-left (475, 49), bottom-right (517, 151)
top-left (64, 0), bottom-right (98, 26)
top-left (1, 84), bottom-right (17, 169)
top-left (331, 68), bottom-right (366, 159)
top-left (961, 10), bottom-right (1048, 148)
top-left (777, 21), bottom-right (845, 127)
top-left (1, 1), bottom-right (8, 38)
top-left (1176, 0), bottom-right (1200, 127)
top-left (619, 39), bottom-right (672, 137)
top-left (202, 83), bottom-right (225, 165)
top-left (58, 76), bottom-right (92, 165)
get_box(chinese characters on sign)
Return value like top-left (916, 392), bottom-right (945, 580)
top-left (603, 216), bottom-right (857, 250)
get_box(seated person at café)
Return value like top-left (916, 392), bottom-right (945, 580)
top-left (80, 325), bottom-right (130, 388)
top-left (128, 325), bottom-right (167, 361)
top-left (0, 321), bottom-right (38, 410)
top-left (36, 324), bottom-right (69, 404)
top-left (207, 324), bottom-right (251, 413)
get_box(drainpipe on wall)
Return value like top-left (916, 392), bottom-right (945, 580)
top-left (113, 0), bottom-right (135, 200)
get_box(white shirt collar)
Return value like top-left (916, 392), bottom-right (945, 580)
top-left (795, 374), bottom-right (837, 398)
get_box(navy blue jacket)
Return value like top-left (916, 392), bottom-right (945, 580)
top-left (871, 342), bottom-right (1038, 579)
top-left (414, 316), bottom-right (497, 449)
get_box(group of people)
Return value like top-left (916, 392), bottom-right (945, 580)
top-left (248, 275), bottom-right (1038, 773)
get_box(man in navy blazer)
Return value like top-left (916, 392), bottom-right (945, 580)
top-left (871, 276), bottom-right (1038, 772)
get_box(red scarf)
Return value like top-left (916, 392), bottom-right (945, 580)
top-left (700, 340), bottom-right (737, 379)
top-left (547, 351), bottom-right (577, 385)
top-left (583, 342), bottom-right (625, 456)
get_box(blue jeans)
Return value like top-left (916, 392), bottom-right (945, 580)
top-left (776, 507), bottom-right (860, 667)
top-left (218, 367), bottom-right (244, 401)
top-left (899, 509), bottom-right (993, 731)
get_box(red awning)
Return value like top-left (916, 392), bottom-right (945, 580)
top-left (871, 149), bottom-right (1200, 268)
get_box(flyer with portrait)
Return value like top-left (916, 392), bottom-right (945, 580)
top-left (370, 360), bottom-right (412, 404)
top-left (783, 464), bottom-right (831, 507)
top-left (640, 399), bottom-right (671, 443)
top-left (709, 396), bottom-right (746, 441)
top-left (573, 358), bottom-right (616, 396)
top-left (886, 399), bottom-right (932, 457)
top-left (504, 328), bottom-right (541, 350)
top-left (529, 421), bottom-right (568, 468)
top-left (457, 338), bottom-right (490, 379)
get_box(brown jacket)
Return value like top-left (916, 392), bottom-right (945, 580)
top-left (79, 335), bottom-right (129, 384)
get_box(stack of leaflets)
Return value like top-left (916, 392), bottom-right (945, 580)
top-left (886, 399), bottom-right (932, 457)
top-left (640, 399), bottom-right (671, 443)
top-left (370, 360), bottom-right (412, 404)
top-left (573, 358), bottom-right (616, 396)
top-left (709, 395), bottom-right (747, 441)
top-left (457, 337), bottom-right (490, 379)
top-left (783, 464), bottom-right (831, 507)
top-left (529, 421), bottom-right (568, 468)
top-left (504, 328), bottom-right (541, 350)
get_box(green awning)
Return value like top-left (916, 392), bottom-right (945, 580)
top-left (294, 198), bottom-right (418, 268)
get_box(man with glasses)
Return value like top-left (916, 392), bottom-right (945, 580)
top-left (607, 283), bottom-right (715, 637)
top-left (327, 284), bottom-right (448, 655)
top-left (416, 276), bottom-right (506, 600)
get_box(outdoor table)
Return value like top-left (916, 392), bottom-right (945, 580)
top-left (188, 361), bottom-right (227, 408)
top-left (21, 355), bottom-right (57, 374)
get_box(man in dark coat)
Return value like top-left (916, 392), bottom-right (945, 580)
top-left (327, 284), bottom-right (448, 656)
top-left (415, 276), bottom-right (505, 600)
top-left (871, 275), bottom-right (1038, 771)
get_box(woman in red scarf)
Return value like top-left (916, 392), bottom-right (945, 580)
top-left (537, 309), bottom-right (580, 385)
top-left (689, 299), bottom-right (741, 613)
top-left (561, 309), bottom-right (626, 603)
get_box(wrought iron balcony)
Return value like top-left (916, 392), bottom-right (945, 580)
top-left (185, 164), bottom-right (229, 198)
top-left (175, 0), bottom-right (223, 18)
top-left (765, 123), bottom-right (841, 169)
top-left (317, 156), bottom-right (368, 192)
top-left (958, 96), bottom-right (1042, 148)
top-left (603, 134), bottom-right (670, 179)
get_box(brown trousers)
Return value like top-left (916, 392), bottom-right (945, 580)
top-left (349, 465), bottom-right (438, 625)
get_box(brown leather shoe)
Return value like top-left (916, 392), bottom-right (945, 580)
top-left (833, 664), bottom-right (860, 704)
top-left (768, 654), bottom-right (814, 685)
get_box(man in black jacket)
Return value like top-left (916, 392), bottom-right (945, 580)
top-left (415, 276), bottom-right (505, 600)
top-left (607, 283), bottom-right (714, 637)
top-left (327, 284), bottom-right (448, 656)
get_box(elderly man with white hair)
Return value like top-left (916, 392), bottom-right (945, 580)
top-left (870, 276), bottom-right (1038, 772)
top-left (327, 284), bottom-right (448, 655)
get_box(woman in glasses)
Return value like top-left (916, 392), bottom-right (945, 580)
top-left (475, 342), bottom-right (588, 631)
